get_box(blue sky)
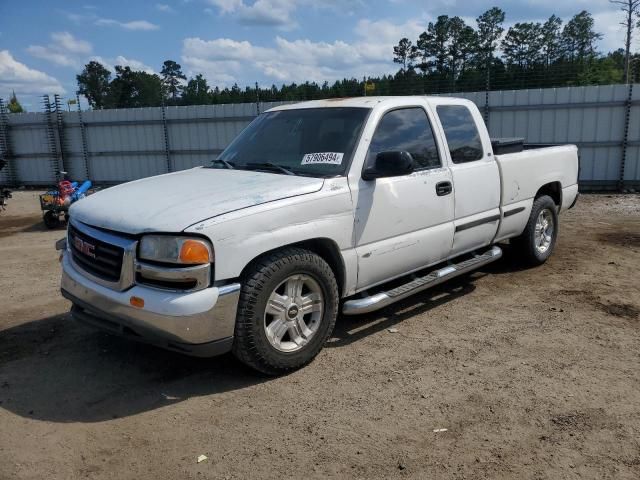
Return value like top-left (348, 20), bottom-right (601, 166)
top-left (0, 0), bottom-right (632, 110)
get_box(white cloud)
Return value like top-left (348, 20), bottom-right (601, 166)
top-left (91, 55), bottom-right (157, 75)
top-left (95, 18), bottom-right (160, 31)
top-left (179, 56), bottom-right (238, 85)
top-left (205, 0), bottom-right (364, 28)
top-left (156, 3), bottom-right (175, 12)
top-left (354, 19), bottom-right (424, 61)
top-left (181, 18), bottom-right (423, 86)
top-left (27, 32), bottom-right (93, 68)
top-left (51, 32), bottom-right (92, 54)
top-left (26, 46), bottom-right (76, 67)
top-left (0, 50), bottom-right (65, 97)
top-left (207, 0), bottom-right (297, 28)
top-left (592, 10), bottom-right (630, 53)
top-left (208, 0), bottom-right (243, 13)
top-left (183, 37), bottom-right (270, 61)
top-left (66, 12), bottom-right (91, 23)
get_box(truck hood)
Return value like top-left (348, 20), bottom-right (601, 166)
top-left (70, 167), bottom-right (325, 234)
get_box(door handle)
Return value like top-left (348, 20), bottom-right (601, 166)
top-left (436, 181), bottom-right (452, 196)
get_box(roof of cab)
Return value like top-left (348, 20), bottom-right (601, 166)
top-left (265, 96), bottom-right (467, 112)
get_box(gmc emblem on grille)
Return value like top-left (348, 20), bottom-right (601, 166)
top-left (73, 236), bottom-right (96, 258)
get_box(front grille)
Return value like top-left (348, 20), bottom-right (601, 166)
top-left (69, 224), bottom-right (124, 282)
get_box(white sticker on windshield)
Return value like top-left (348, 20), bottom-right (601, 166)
top-left (301, 152), bottom-right (344, 166)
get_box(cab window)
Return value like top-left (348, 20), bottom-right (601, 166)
top-left (436, 105), bottom-right (484, 163)
top-left (366, 107), bottom-right (441, 171)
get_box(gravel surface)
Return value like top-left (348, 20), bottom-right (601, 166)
top-left (0, 190), bottom-right (639, 479)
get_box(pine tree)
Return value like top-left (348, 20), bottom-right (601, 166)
top-left (541, 15), bottom-right (563, 68)
top-left (502, 23), bottom-right (544, 69)
top-left (448, 17), bottom-right (477, 80)
top-left (393, 38), bottom-right (418, 72)
top-left (160, 60), bottom-right (186, 101)
top-left (562, 11), bottom-right (602, 64)
top-left (476, 8), bottom-right (505, 68)
top-left (419, 16), bottom-right (451, 75)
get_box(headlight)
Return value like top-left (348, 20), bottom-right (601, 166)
top-left (139, 236), bottom-right (213, 264)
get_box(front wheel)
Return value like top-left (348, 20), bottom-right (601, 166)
top-left (511, 195), bottom-right (559, 266)
top-left (43, 211), bottom-right (61, 229)
top-left (232, 248), bottom-right (339, 375)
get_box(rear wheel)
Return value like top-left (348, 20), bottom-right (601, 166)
top-left (232, 247), bottom-right (339, 375)
top-left (512, 195), bottom-right (558, 266)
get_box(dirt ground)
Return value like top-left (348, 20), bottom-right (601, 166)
top-left (0, 190), bottom-right (639, 480)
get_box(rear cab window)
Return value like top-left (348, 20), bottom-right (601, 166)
top-left (436, 105), bottom-right (484, 164)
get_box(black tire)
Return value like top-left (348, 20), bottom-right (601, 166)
top-left (511, 195), bottom-right (558, 266)
top-left (43, 211), bottom-right (61, 229)
top-left (232, 247), bottom-right (339, 376)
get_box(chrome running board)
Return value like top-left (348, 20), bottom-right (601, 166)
top-left (342, 246), bottom-right (502, 315)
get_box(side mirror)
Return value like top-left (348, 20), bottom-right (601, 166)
top-left (362, 151), bottom-right (414, 181)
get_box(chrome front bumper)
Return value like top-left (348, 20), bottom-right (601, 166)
top-left (60, 253), bottom-right (240, 357)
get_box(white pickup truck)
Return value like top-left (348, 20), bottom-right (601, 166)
top-left (59, 96), bottom-right (579, 374)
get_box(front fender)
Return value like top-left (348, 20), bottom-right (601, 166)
top-left (185, 178), bottom-right (356, 290)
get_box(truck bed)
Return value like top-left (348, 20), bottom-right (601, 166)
top-left (494, 145), bottom-right (579, 241)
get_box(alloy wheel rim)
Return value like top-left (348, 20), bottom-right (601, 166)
top-left (534, 208), bottom-right (554, 254)
top-left (263, 274), bottom-right (324, 353)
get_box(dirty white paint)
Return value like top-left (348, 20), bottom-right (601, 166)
top-left (187, 177), bottom-right (356, 291)
top-left (70, 168), bottom-right (324, 234)
top-left (71, 96), bottom-right (579, 298)
top-left (496, 146), bottom-right (579, 203)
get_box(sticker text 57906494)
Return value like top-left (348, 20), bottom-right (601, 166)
top-left (301, 152), bottom-right (344, 166)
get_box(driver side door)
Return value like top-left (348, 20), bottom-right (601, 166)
top-left (353, 106), bottom-right (455, 290)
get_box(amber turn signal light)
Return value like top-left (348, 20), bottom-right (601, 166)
top-left (179, 239), bottom-right (211, 264)
top-left (130, 296), bottom-right (145, 308)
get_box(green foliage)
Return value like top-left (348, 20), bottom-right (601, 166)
top-left (449, 18), bottom-right (478, 77)
top-left (578, 56), bottom-right (625, 85)
top-left (76, 61), bottom-right (111, 109)
top-left (182, 74), bottom-right (211, 105)
top-left (502, 22), bottom-right (544, 68)
top-left (476, 7), bottom-right (505, 65)
top-left (393, 38), bottom-right (417, 72)
top-left (8, 91), bottom-right (24, 113)
top-left (417, 16), bottom-right (451, 74)
top-left (105, 66), bottom-right (163, 108)
top-left (561, 11), bottom-right (602, 63)
top-left (161, 60), bottom-right (186, 101)
top-left (541, 15), bottom-right (564, 67)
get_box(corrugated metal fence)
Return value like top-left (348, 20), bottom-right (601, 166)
top-left (447, 84), bottom-right (639, 190)
top-left (0, 101), bottom-right (291, 186)
top-left (0, 84), bottom-right (638, 190)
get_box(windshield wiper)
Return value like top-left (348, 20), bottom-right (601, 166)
top-left (245, 162), bottom-right (296, 176)
top-left (210, 158), bottom-right (235, 169)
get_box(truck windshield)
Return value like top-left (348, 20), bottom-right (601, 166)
top-left (214, 107), bottom-right (370, 177)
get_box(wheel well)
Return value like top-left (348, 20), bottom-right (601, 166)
top-left (535, 182), bottom-right (562, 207)
top-left (241, 239), bottom-right (346, 296)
